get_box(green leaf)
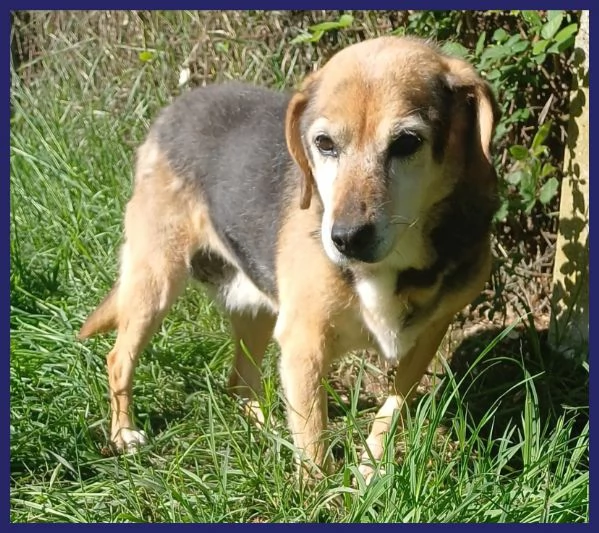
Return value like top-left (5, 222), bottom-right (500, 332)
top-left (480, 45), bottom-right (509, 62)
top-left (509, 145), bottom-right (529, 161)
top-left (547, 10), bottom-right (564, 21)
top-left (290, 32), bottom-right (313, 44)
top-left (529, 158), bottom-right (541, 181)
top-left (540, 163), bottom-right (556, 178)
top-left (391, 27), bottom-right (407, 36)
top-left (539, 177), bottom-right (559, 204)
top-left (506, 169), bottom-right (526, 185)
top-left (521, 10), bottom-right (543, 30)
top-left (532, 144), bottom-right (548, 158)
top-left (510, 40), bottom-right (530, 54)
top-left (541, 12), bottom-right (563, 40)
top-left (475, 31), bottom-right (487, 56)
top-left (290, 29), bottom-right (324, 44)
top-left (309, 21), bottom-right (341, 32)
top-left (505, 34), bottom-right (523, 48)
top-left (532, 39), bottom-right (549, 55)
top-left (310, 14), bottom-right (354, 33)
top-left (512, 108), bottom-right (531, 122)
top-left (493, 28), bottom-right (508, 43)
top-left (442, 41), bottom-right (470, 59)
top-left (493, 200), bottom-right (510, 222)
top-left (494, 122), bottom-right (508, 141)
top-left (554, 23), bottom-right (578, 44)
top-left (499, 64), bottom-right (517, 76)
top-left (524, 198), bottom-right (537, 214)
top-left (531, 121), bottom-right (552, 152)
top-left (311, 30), bottom-right (324, 42)
top-left (547, 40), bottom-right (573, 55)
top-left (138, 50), bottom-right (155, 63)
top-left (337, 14), bottom-right (354, 27)
top-left (520, 171), bottom-right (536, 197)
top-left (547, 24), bottom-right (578, 54)
top-left (485, 68), bottom-right (502, 81)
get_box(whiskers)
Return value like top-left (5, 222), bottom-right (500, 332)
top-left (390, 216), bottom-right (420, 263)
top-left (389, 215), bottom-right (419, 229)
top-left (309, 228), bottom-right (322, 241)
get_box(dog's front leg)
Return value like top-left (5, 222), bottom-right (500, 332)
top-left (276, 315), bottom-right (333, 480)
top-left (358, 317), bottom-right (452, 483)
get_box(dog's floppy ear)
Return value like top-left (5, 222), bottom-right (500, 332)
top-left (443, 56), bottom-right (500, 178)
top-left (285, 74), bottom-right (319, 210)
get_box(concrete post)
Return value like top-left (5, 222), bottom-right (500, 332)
top-left (549, 10), bottom-right (589, 358)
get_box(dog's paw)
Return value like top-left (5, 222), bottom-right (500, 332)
top-left (242, 399), bottom-right (280, 435)
top-left (243, 399), bottom-right (267, 428)
top-left (112, 428), bottom-right (147, 454)
top-left (357, 462), bottom-right (386, 486)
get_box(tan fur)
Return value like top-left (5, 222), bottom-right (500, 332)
top-left (275, 37), bottom-right (498, 479)
top-left (80, 137), bottom-right (272, 451)
top-left (80, 37), bottom-right (498, 478)
top-left (274, 198), bottom-right (367, 474)
top-left (78, 286), bottom-right (118, 339)
top-left (227, 310), bottom-right (276, 427)
top-left (274, 179), bottom-right (493, 480)
top-left (285, 89), bottom-right (316, 210)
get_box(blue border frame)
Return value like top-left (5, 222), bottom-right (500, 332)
top-left (5, 4), bottom-right (594, 528)
top-left (587, 6), bottom-right (594, 528)
top-left (6, 6), bottom-right (13, 527)
top-left (4, 2), bottom-right (594, 9)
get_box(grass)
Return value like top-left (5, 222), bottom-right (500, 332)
top-left (10, 11), bottom-right (589, 523)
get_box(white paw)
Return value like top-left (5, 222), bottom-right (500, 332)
top-left (113, 428), bottom-right (147, 454)
top-left (357, 462), bottom-right (386, 486)
top-left (242, 400), bottom-right (278, 434)
top-left (243, 400), bottom-right (266, 428)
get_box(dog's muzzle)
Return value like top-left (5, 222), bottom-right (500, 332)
top-left (330, 221), bottom-right (381, 263)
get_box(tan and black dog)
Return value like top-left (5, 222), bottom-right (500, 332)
top-left (79, 36), bottom-right (499, 481)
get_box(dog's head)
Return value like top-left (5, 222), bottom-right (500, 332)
top-left (286, 36), bottom-right (499, 268)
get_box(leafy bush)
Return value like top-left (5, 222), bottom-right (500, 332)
top-left (289, 10), bottom-right (579, 229)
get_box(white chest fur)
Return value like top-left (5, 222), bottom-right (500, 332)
top-left (355, 273), bottom-right (422, 366)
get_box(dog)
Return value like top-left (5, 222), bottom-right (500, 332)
top-left (79, 36), bottom-right (499, 481)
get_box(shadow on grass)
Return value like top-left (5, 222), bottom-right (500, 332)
top-left (325, 323), bottom-right (589, 470)
top-left (436, 325), bottom-right (589, 469)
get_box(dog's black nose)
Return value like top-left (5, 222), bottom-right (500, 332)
top-left (331, 222), bottom-right (378, 262)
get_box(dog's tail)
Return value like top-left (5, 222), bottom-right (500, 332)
top-left (78, 284), bottom-right (119, 340)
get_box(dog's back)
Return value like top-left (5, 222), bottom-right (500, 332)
top-left (150, 83), bottom-right (294, 296)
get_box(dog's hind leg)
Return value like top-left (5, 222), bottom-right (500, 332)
top-left (106, 239), bottom-right (189, 452)
top-left (227, 310), bottom-right (276, 427)
top-left (80, 140), bottom-right (200, 452)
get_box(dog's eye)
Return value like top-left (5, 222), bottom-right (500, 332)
top-left (314, 134), bottom-right (337, 157)
top-left (388, 133), bottom-right (423, 159)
